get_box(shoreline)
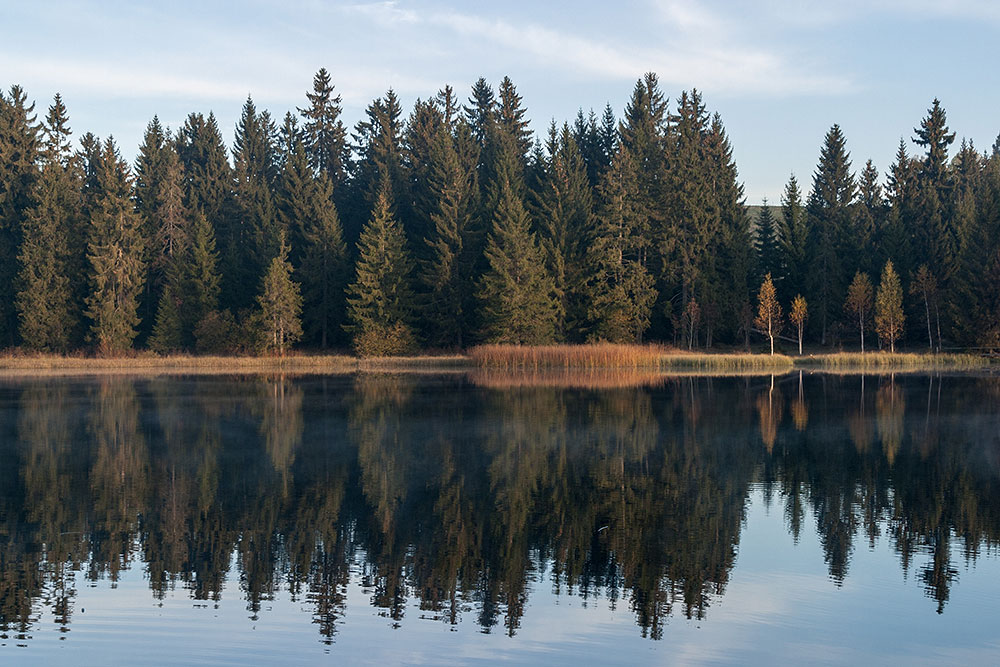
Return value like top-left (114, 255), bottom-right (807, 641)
top-left (0, 350), bottom-right (993, 377)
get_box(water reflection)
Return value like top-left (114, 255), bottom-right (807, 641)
top-left (0, 372), bottom-right (998, 645)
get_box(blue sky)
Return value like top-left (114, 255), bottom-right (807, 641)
top-left (3, 0), bottom-right (999, 203)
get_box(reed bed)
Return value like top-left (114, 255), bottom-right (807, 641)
top-left (798, 352), bottom-right (991, 370)
top-left (662, 352), bottom-right (796, 371)
top-left (469, 344), bottom-right (668, 369)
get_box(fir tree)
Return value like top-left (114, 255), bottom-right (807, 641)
top-left (478, 147), bottom-right (559, 345)
top-left (230, 96), bottom-right (278, 309)
top-left (420, 122), bottom-right (477, 348)
top-left (0, 85), bottom-right (40, 346)
top-left (299, 68), bottom-right (350, 194)
top-left (587, 144), bottom-right (656, 342)
top-left (533, 123), bottom-right (594, 340)
top-left (85, 138), bottom-right (146, 354)
top-left (780, 175), bottom-right (809, 305)
top-left (755, 199), bottom-right (781, 283)
top-left (257, 232), bottom-right (302, 354)
top-left (806, 124), bottom-right (855, 344)
top-left (350, 89), bottom-right (406, 241)
top-left (912, 99), bottom-right (957, 284)
top-left (299, 173), bottom-right (348, 348)
top-left (16, 94), bottom-right (79, 350)
top-left (875, 260), bottom-right (905, 352)
top-left (345, 187), bottom-right (416, 356)
top-left (854, 160), bottom-right (885, 277)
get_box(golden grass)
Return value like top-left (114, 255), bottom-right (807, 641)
top-left (468, 343), bottom-right (668, 369)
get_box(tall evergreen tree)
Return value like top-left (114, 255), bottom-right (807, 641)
top-left (230, 96), bottom-right (279, 309)
top-left (806, 124), bottom-right (855, 344)
top-left (0, 85), bottom-right (40, 346)
top-left (533, 123), bottom-right (594, 340)
top-left (16, 94), bottom-right (79, 350)
top-left (478, 142), bottom-right (559, 345)
top-left (420, 120), bottom-right (478, 348)
top-left (175, 112), bottom-right (232, 227)
top-left (299, 172), bottom-right (348, 348)
top-left (299, 68), bottom-right (349, 195)
top-left (912, 99), bottom-right (957, 285)
top-left (257, 232), bottom-right (302, 354)
top-left (587, 144), bottom-right (656, 342)
top-left (883, 140), bottom-right (916, 277)
top-left (779, 174), bottom-right (808, 304)
top-left (350, 89), bottom-right (406, 242)
top-left (755, 199), bottom-right (781, 285)
top-left (85, 138), bottom-right (146, 354)
top-left (345, 187), bottom-right (416, 355)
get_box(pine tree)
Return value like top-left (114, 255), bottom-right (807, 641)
top-left (844, 271), bottom-right (873, 352)
top-left (478, 147), bottom-right (559, 345)
top-left (854, 160), bottom-right (885, 277)
top-left (587, 144), bottom-right (656, 342)
top-left (882, 140), bottom-right (916, 277)
top-left (912, 99), bottom-right (957, 284)
top-left (257, 232), bottom-right (302, 355)
top-left (350, 89), bottom-right (406, 242)
top-left (875, 260), bottom-right (905, 352)
top-left (755, 273), bottom-right (782, 355)
top-left (175, 112), bottom-right (232, 225)
top-left (85, 138), bottom-right (147, 354)
top-left (345, 187), bottom-right (416, 356)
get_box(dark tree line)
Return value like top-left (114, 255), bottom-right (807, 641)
top-left (1, 74), bottom-right (998, 354)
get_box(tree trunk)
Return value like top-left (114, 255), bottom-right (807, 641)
top-left (924, 294), bottom-right (932, 351)
top-left (859, 311), bottom-right (864, 353)
top-left (798, 326), bottom-right (803, 355)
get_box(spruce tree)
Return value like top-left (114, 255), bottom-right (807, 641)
top-left (230, 96), bottom-right (278, 310)
top-left (806, 124), bottom-right (856, 344)
top-left (533, 123), bottom-right (594, 340)
top-left (85, 138), bottom-right (146, 354)
top-left (350, 89), bottom-right (406, 243)
top-left (780, 175), bottom-right (808, 304)
top-left (912, 99), bottom-right (957, 287)
top-left (0, 85), bottom-right (40, 346)
top-left (755, 199), bottom-right (781, 284)
top-left (854, 160), bottom-right (885, 277)
top-left (420, 122), bottom-right (477, 348)
top-left (299, 68), bottom-right (349, 195)
top-left (257, 232), bottom-right (302, 354)
top-left (587, 144), bottom-right (655, 342)
top-left (883, 140), bottom-right (916, 276)
top-left (16, 94), bottom-right (79, 350)
top-left (345, 187), bottom-right (416, 356)
top-left (299, 173), bottom-right (348, 348)
top-left (478, 145), bottom-right (559, 345)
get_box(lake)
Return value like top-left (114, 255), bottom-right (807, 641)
top-left (0, 371), bottom-right (998, 664)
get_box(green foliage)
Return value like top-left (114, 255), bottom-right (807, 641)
top-left (85, 139), bottom-right (147, 354)
top-left (256, 233), bottom-right (302, 354)
top-left (586, 144), bottom-right (656, 343)
top-left (844, 271), bottom-right (874, 352)
top-left (346, 189), bottom-right (416, 356)
top-left (478, 149), bottom-right (559, 345)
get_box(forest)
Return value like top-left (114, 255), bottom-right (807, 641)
top-left (0, 70), bottom-right (998, 356)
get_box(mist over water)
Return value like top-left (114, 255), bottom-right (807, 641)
top-left (0, 371), bottom-right (998, 664)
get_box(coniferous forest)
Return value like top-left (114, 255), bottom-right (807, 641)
top-left (1, 70), bottom-right (999, 356)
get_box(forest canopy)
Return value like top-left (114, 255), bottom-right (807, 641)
top-left (1, 71), bottom-right (998, 355)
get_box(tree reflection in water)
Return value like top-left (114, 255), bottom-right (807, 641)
top-left (0, 371), bottom-right (998, 641)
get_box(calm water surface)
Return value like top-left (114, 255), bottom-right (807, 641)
top-left (0, 371), bottom-right (998, 665)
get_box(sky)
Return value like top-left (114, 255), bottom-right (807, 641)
top-left (3, 0), bottom-right (999, 203)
